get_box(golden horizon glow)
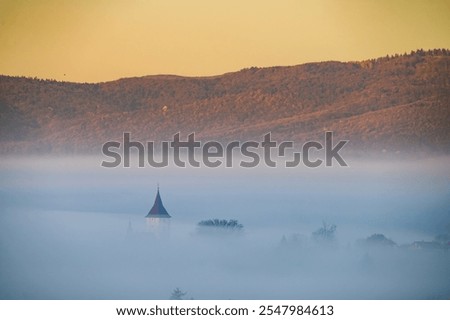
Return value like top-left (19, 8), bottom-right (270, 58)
top-left (0, 0), bottom-right (449, 83)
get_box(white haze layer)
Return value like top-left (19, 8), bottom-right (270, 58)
top-left (0, 156), bottom-right (449, 299)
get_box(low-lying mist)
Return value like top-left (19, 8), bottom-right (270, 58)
top-left (0, 155), bottom-right (449, 299)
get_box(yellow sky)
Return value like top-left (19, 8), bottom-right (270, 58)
top-left (0, 0), bottom-right (449, 83)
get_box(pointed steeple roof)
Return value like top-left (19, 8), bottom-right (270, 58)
top-left (146, 186), bottom-right (171, 218)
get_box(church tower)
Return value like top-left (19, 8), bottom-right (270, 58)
top-left (145, 185), bottom-right (171, 237)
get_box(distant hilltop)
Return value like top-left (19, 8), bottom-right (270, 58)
top-left (0, 49), bottom-right (449, 156)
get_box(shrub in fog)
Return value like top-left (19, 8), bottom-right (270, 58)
top-left (197, 219), bottom-right (244, 235)
top-left (170, 288), bottom-right (187, 300)
top-left (357, 233), bottom-right (397, 247)
top-left (198, 219), bottom-right (243, 230)
top-left (312, 222), bottom-right (336, 243)
top-left (279, 233), bottom-right (308, 249)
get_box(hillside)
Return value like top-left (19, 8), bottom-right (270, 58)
top-left (0, 49), bottom-right (449, 155)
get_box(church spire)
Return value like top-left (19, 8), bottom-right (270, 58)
top-left (146, 185), bottom-right (171, 218)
